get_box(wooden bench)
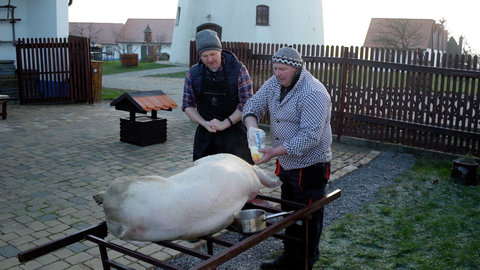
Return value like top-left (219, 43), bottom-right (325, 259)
top-left (0, 95), bottom-right (14, 120)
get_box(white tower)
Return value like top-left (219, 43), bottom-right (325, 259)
top-left (170, 0), bottom-right (324, 64)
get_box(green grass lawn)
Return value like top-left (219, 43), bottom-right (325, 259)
top-left (316, 157), bottom-right (480, 269)
top-left (102, 60), bottom-right (176, 75)
top-left (144, 71), bottom-right (187, 78)
top-left (101, 88), bottom-right (130, 100)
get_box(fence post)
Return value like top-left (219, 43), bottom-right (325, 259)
top-left (336, 47), bottom-right (348, 142)
top-left (15, 38), bottom-right (25, 103)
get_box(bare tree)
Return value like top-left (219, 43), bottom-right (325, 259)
top-left (113, 28), bottom-right (137, 54)
top-left (373, 19), bottom-right (424, 51)
top-left (111, 27), bottom-right (126, 54)
top-left (460, 37), bottom-right (474, 55)
top-left (87, 24), bottom-right (102, 44)
top-left (155, 33), bottom-right (167, 52)
top-left (438, 18), bottom-right (448, 36)
top-left (71, 23), bottom-right (102, 45)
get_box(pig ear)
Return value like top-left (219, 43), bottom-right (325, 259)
top-left (252, 166), bottom-right (281, 188)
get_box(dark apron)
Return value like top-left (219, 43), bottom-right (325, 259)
top-left (193, 67), bottom-right (253, 164)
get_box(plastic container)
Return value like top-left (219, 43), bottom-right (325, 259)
top-left (248, 128), bottom-right (266, 162)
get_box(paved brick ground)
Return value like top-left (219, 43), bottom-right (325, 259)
top-left (0, 68), bottom-right (380, 269)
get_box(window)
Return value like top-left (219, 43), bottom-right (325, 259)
top-left (256, 5), bottom-right (269, 26)
top-left (176, 7), bottom-right (181, 26)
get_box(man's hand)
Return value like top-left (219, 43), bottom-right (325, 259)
top-left (185, 107), bottom-right (219, 132)
top-left (208, 118), bottom-right (230, 131)
top-left (200, 120), bottom-right (217, 133)
top-left (254, 146), bottom-right (287, 164)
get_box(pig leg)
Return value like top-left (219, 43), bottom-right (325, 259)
top-left (249, 166), bottom-right (281, 207)
top-left (252, 166), bottom-right (281, 188)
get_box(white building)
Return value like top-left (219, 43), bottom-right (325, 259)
top-left (170, 0), bottom-right (324, 64)
top-left (0, 0), bottom-right (69, 66)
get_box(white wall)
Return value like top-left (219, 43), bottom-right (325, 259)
top-left (170, 0), bottom-right (324, 64)
top-left (0, 0), bottom-right (68, 65)
top-left (55, 0), bottom-right (69, 37)
top-left (27, 0), bottom-right (69, 38)
top-left (0, 0), bottom-right (27, 61)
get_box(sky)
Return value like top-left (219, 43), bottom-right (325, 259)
top-left (68, 0), bottom-right (480, 54)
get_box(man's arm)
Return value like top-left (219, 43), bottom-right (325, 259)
top-left (208, 65), bottom-right (253, 131)
top-left (184, 107), bottom-right (216, 133)
top-left (208, 109), bottom-right (243, 131)
top-left (243, 114), bottom-right (258, 130)
top-left (236, 65), bottom-right (254, 112)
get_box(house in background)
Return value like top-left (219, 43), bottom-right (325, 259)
top-left (364, 18), bottom-right (447, 54)
top-left (69, 22), bottom-right (123, 60)
top-left (117, 18), bottom-right (175, 61)
top-left (69, 19), bottom-right (175, 61)
top-left (170, 0), bottom-right (325, 64)
top-left (0, 0), bottom-right (69, 67)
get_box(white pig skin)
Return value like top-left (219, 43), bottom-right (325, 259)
top-left (97, 153), bottom-right (280, 242)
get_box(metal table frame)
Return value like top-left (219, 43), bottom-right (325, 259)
top-left (18, 189), bottom-right (341, 270)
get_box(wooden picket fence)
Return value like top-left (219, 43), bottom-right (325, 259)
top-left (15, 36), bottom-right (93, 104)
top-left (190, 42), bottom-right (480, 156)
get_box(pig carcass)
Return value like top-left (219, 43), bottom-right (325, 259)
top-left (93, 153), bottom-right (280, 242)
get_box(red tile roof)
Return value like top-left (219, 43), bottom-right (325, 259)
top-left (133, 94), bottom-right (178, 111)
top-left (110, 90), bottom-right (177, 113)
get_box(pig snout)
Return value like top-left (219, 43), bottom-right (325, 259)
top-left (92, 191), bottom-right (105, 205)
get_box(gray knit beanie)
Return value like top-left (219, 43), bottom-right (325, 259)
top-left (195, 29), bottom-right (222, 55)
top-left (272, 46), bottom-right (303, 69)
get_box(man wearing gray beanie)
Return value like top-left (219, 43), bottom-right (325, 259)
top-left (195, 29), bottom-right (222, 55)
top-left (182, 29), bottom-right (254, 164)
top-left (243, 46), bottom-right (332, 270)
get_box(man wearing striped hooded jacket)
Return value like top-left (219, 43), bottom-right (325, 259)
top-left (243, 46), bottom-right (332, 270)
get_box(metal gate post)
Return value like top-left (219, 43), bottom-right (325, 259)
top-left (336, 47), bottom-right (349, 142)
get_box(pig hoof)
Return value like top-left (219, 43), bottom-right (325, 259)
top-left (187, 238), bottom-right (201, 243)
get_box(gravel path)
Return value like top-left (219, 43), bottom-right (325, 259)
top-left (165, 151), bottom-right (417, 269)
